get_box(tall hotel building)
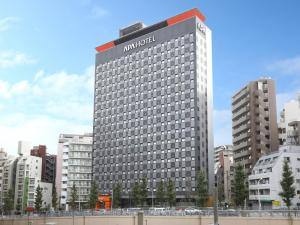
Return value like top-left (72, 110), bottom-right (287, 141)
top-left (93, 9), bottom-right (214, 200)
top-left (232, 79), bottom-right (279, 176)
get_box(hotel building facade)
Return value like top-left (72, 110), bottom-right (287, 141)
top-left (93, 9), bottom-right (214, 200)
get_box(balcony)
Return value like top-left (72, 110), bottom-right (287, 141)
top-left (232, 106), bottom-right (250, 120)
top-left (233, 123), bottom-right (250, 136)
top-left (232, 114), bottom-right (250, 128)
top-left (232, 87), bottom-right (248, 104)
top-left (233, 132), bottom-right (249, 144)
top-left (234, 140), bottom-right (250, 150)
top-left (233, 150), bottom-right (249, 160)
top-left (232, 96), bottom-right (250, 112)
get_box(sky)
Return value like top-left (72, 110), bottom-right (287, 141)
top-left (0, 0), bottom-right (300, 154)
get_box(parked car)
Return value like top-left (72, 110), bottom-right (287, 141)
top-left (184, 207), bottom-right (202, 215)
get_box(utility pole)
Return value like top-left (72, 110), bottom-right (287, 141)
top-left (213, 175), bottom-right (219, 225)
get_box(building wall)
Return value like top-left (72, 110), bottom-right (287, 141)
top-left (1, 156), bottom-right (18, 203)
top-left (1, 216), bottom-right (300, 225)
top-left (93, 9), bottom-right (213, 199)
top-left (40, 182), bottom-right (53, 209)
top-left (0, 148), bottom-right (8, 205)
top-left (17, 141), bottom-right (32, 156)
top-left (232, 79), bottom-right (278, 176)
top-left (58, 134), bottom-right (92, 210)
top-left (14, 155), bottom-right (42, 211)
top-left (214, 145), bottom-right (233, 203)
top-left (249, 145), bottom-right (300, 209)
top-left (278, 93), bottom-right (300, 145)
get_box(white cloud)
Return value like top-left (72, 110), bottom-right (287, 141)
top-left (276, 88), bottom-right (300, 116)
top-left (91, 6), bottom-right (109, 18)
top-left (267, 56), bottom-right (300, 75)
top-left (0, 80), bottom-right (10, 98)
top-left (0, 50), bottom-right (36, 68)
top-left (213, 109), bottom-right (232, 146)
top-left (0, 17), bottom-right (19, 32)
top-left (11, 80), bottom-right (30, 95)
top-left (34, 70), bottom-right (45, 82)
top-left (0, 113), bottom-right (91, 155)
top-left (0, 65), bottom-right (94, 155)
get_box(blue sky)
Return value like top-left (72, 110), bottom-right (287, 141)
top-left (1, 0), bottom-right (300, 154)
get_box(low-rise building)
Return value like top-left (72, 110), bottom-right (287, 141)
top-left (214, 145), bottom-right (233, 203)
top-left (40, 182), bottom-right (53, 210)
top-left (249, 145), bottom-right (300, 209)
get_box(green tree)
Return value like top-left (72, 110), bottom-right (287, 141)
top-left (52, 186), bottom-right (58, 210)
top-left (279, 160), bottom-right (296, 210)
top-left (166, 179), bottom-right (176, 207)
top-left (196, 170), bottom-right (208, 207)
top-left (70, 183), bottom-right (78, 210)
top-left (156, 180), bottom-right (165, 206)
top-left (132, 182), bottom-right (141, 207)
top-left (34, 185), bottom-right (43, 213)
top-left (88, 181), bottom-right (99, 210)
top-left (140, 177), bottom-right (148, 207)
top-left (112, 182), bottom-right (122, 208)
top-left (3, 189), bottom-right (14, 215)
top-left (232, 164), bottom-right (247, 208)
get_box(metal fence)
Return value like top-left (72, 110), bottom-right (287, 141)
top-left (2, 209), bottom-right (300, 218)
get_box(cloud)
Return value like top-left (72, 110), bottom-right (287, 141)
top-left (0, 65), bottom-right (94, 154)
top-left (11, 80), bottom-right (30, 95)
top-left (91, 6), bottom-right (109, 18)
top-left (213, 109), bottom-right (232, 146)
top-left (276, 88), bottom-right (300, 117)
top-left (0, 50), bottom-right (36, 68)
top-left (0, 80), bottom-right (10, 98)
top-left (0, 17), bottom-right (19, 32)
top-left (267, 56), bottom-right (300, 75)
top-left (0, 113), bottom-right (91, 155)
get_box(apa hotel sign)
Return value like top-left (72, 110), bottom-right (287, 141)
top-left (124, 36), bottom-right (155, 52)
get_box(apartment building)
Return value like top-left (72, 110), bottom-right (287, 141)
top-left (232, 79), bottom-right (279, 175)
top-left (56, 134), bottom-right (92, 210)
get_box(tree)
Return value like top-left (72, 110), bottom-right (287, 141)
top-left (52, 186), bottom-right (58, 210)
top-left (35, 185), bottom-right (43, 213)
top-left (112, 182), bottom-right (122, 208)
top-left (70, 183), bottom-right (78, 210)
top-left (132, 182), bottom-right (141, 207)
top-left (196, 170), bottom-right (208, 207)
top-left (88, 181), bottom-right (99, 210)
top-left (156, 180), bottom-right (165, 206)
top-left (279, 160), bottom-right (296, 210)
top-left (3, 189), bottom-right (14, 215)
top-left (166, 179), bottom-right (176, 207)
top-left (140, 177), bottom-right (148, 207)
top-left (232, 164), bottom-right (247, 208)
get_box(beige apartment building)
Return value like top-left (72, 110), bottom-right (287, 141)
top-left (232, 78), bottom-right (278, 175)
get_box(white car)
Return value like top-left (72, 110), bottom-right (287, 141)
top-left (184, 207), bottom-right (202, 215)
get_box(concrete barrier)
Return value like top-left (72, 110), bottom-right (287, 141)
top-left (1, 216), bottom-right (299, 225)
